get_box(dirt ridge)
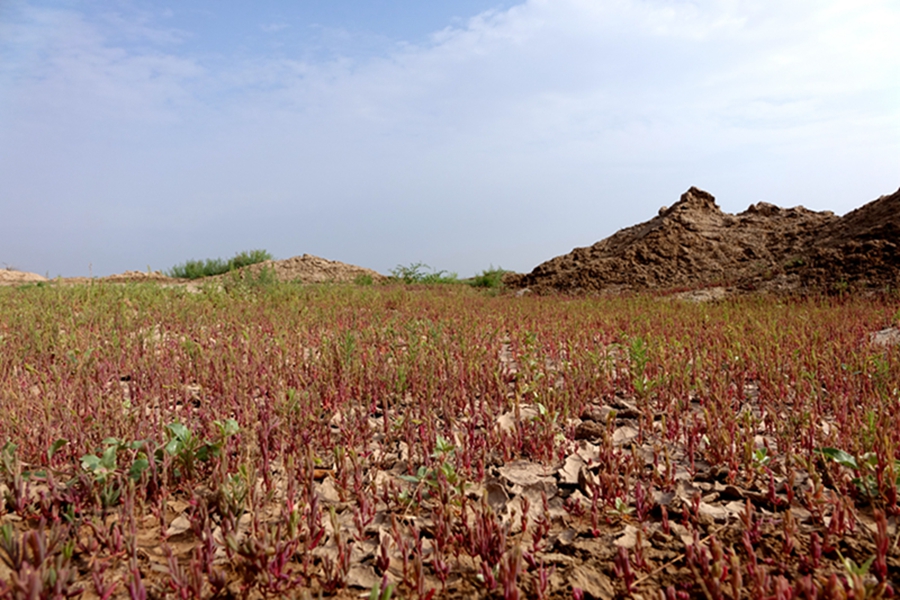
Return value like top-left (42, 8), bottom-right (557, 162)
top-left (506, 186), bottom-right (900, 294)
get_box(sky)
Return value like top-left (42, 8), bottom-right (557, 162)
top-left (1, 1), bottom-right (898, 278)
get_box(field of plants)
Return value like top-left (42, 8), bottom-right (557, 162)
top-left (0, 282), bottom-right (898, 599)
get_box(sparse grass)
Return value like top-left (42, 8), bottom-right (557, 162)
top-left (221, 264), bottom-right (279, 293)
top-left (166, 249), bottom-right (272, 279)
top-left (0, 283), bottom-right (898, 598)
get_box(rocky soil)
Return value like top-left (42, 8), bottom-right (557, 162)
top-left (506, 187), bottom-right (900, 295)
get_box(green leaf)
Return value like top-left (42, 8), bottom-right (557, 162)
top-left (195, 443), bottom-right (217, 462)
top-left (817, 448), bottom-right (858, 470)
top-left (216, 418), bottom-right (240, 438)
top-left (81, 454), bottom-right (100, 471)
top-left (433, 435), bottom-right (455, 456)
top-left (100, 445), bottom-right (118, 470)
top-left (47, 438), bottom-right (68, 461)
top-left (166, 422), bottom-right (190, 442)
top-left (860, 452), bottom-right (878, 468)
top-left (843, 554), bottom-right (875, 576)
top-left (129, 458), bottom-right (149, 482)
top-left (399, 466), bottom-right (429, 484)
top-left (164, 437), bottom-right (181, 456)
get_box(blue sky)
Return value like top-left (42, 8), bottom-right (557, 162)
top-left (1, 1), bottom-right (898, 278)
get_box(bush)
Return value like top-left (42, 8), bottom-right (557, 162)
top-left (167, 250), bottom-right (273, 280)
top-left (469, 266), bottom-right (508, 289)
top-left (390, 263), bottom-right (459, 284)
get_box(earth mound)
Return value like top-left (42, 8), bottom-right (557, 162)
top-left (226, 254), bottom-right (386, 284)
top-left (802, 189), bottom-right (900, 290)
top-left (506, 186), bottom-right (900, 294)
top-left (100, 270), bottom-right (175, 283)
top-left (0, 268), bottom-right (48, 286)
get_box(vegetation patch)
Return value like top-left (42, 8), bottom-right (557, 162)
top-left (0, 284), bottom-right (898, 598)
top-left (390, 262), bottom-right (460, 284)
top-left (468, 266), bottom-right (508, 289)
top-left (166, 249), bottom-right (272, 279)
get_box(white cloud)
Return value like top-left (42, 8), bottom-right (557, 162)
top-left (1, 0), bottom-right (898, 276)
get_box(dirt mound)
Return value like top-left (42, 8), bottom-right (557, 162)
top-left (802, 189), bottom-right (900, 290)
top-left (100, 270), bottom-right (176, 283)
top-left (54, 271), bottom-right (181, 286)
top-left (228, 254), bottom-right (386, 284)
top-left (0, 268), bottom-right (47, 286)
top-left (506, 186), bottom-right (900, 294)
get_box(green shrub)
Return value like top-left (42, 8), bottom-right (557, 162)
top-left (468, 266), bottom-right (508, 289)
top-left (229, 249), bottom-right (272, 270)
top-left (167, 249), bottom-right (273, 279)
top-left (390, 262), bottom-right (459, 284)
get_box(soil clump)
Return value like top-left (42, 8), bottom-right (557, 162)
top-left (506, 186), bottom-right (900, 294)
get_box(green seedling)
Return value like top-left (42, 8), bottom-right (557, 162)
top-left (817, 447), bottom-right (899, 498)
top-left (218, 464), bottom-right (250, 519)
top-left (80, 443), bottom-right (119, 485)
top-left (432, 435), bottom-right (455, 458)
top-left (611, 497), bottom-right (634, 517)
top-left (369, 579), bottom-right (395, 600)
top-left (751, 447), bottom-right (771, 471)
top-left (628, 335), bottom-right (658, 397)
top-left (81, 437), bottom-right (147, 508)
top-left (158, 418), bottom-right (240, 479)
top-left (838, 550), bottom-right (875, 578)
top-left (81, 438), bottom-right (148, 484)
top-left (400, 436), bottom-right (467, 500)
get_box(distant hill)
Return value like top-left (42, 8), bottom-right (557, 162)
top-left (505, 186), bottom-right (900, 294)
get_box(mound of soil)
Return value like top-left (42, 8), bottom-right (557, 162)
top-left (0, 268), bottom-right (47, 286)
top-left (802, 189), bottom-right (900, 290)
top-left (6, 256), bottom-right (383, 287)
top-left (100, 270), bottom-right (175, 283)
top-left (228, 254), bottom-right (386, 284)
top-left (55, 271), bottom-right (182, 286)
top-left (506, 186), bottom-right (900, 294)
